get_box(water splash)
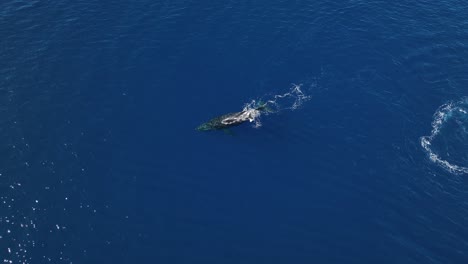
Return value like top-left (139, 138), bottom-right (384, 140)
top-left (420, 97), bottom-right (468, 174)
top-left (242, 84), bottom-right (311, 128)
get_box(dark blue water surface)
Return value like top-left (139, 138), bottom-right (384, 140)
top-left (1, 0), bottom-right (468, 263)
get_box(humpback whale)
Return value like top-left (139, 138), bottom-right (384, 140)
top-left (196, 103), bottom-right (269, 131)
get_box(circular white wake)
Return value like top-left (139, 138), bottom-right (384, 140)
top-left (420, 97), bottom-right (468, 174)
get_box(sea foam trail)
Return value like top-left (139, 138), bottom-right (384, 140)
top-left (242, 84), bottom-right (311, 128)
top-left (420, 97), bottom-right (468, 175)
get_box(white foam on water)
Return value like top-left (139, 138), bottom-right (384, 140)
top-left (420, 97), bottom-right (468, 175)
top-left (242, 84), bottom-right (311, 128)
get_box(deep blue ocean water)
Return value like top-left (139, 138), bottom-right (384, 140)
top-left (1, 0), bottom-right (468, 263)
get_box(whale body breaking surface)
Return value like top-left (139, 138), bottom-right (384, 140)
top-left (196, 105), bottom-right (264, 131)
top-left (196, 85), bottom-right (311, 132)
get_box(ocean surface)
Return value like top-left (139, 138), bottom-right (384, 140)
top-left (1, 0), bottom-right (468, 263)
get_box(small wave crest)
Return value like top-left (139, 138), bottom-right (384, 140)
top-left (420, 97), bottom-right (468, 174)
top-left (242, 84), bottom-right (311, 128)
